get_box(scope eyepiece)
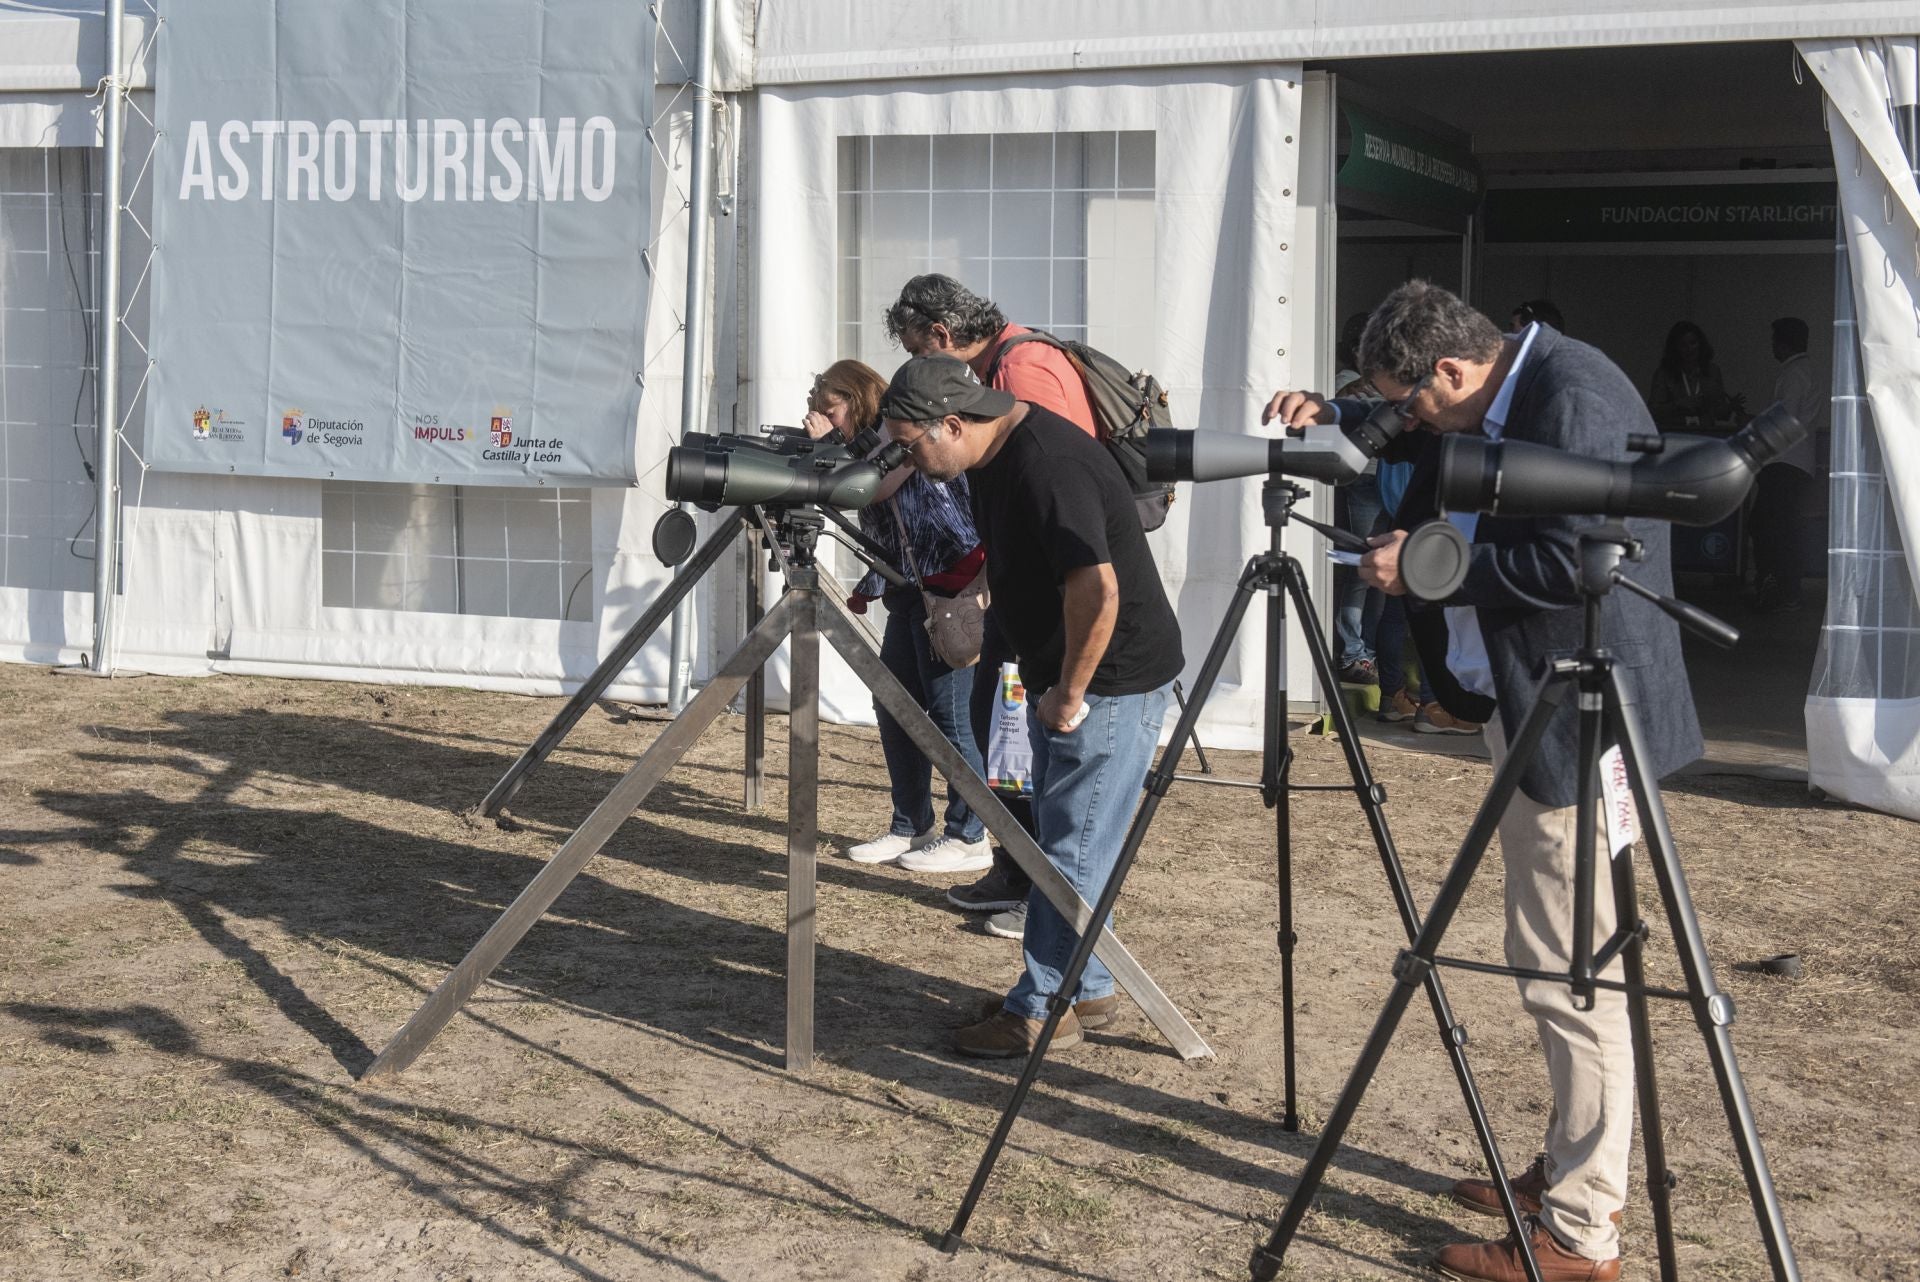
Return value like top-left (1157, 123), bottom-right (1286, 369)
top-left (1341, 398), bottom-right (1412, 458)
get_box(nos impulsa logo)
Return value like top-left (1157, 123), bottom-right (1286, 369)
top-left (413, 413), bottom-right (467, 443)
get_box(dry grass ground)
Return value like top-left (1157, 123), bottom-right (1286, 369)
top-left (0, 663), bottom-right (1914, 1281)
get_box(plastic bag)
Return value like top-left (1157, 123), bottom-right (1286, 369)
top-left (985, 662), bottom-right (1033, 794)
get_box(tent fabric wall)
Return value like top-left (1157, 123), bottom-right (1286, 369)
top-left (0, 8), bottom-right (150, 147)
top-left (749, 65), bottom-right (1308, 745)
top-left (743, 2), bottom-right (1920, 86)
top-left (1800, 37), bottom-right (1920, 819)
top-left (0, 0), bottom-right (753, 702)
top-left (0, 95), bottom-right (710, 707)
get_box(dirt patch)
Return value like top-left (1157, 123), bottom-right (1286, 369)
top-left (0, 664), bottom-right (1914, 1280)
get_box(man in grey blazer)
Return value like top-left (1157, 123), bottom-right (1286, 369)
top-left (1268, 280), bottom-right (1701, 1282)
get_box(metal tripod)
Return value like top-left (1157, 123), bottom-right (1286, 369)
top-left (942, 478), bottom-right (1535, 1254)
top-left (1249, 525), bottom-right (1801, 1282)
top-left (360, 504), bottom-right (1211, 1080)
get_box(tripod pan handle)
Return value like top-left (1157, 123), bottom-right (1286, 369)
top-left (1291, 511), bottom-right (1372, 553)
top-left (1612, 573), bottom-right (1741, 649)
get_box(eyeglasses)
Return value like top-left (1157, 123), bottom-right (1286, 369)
top-left (892, 421), bottom-right (941, 456)
top-left (1390, 372), bottom-right (1434, 423)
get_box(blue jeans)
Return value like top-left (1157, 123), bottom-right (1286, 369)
top-left (1334, 475), bottom-right (1384, 666)
top-left (875, 591), bottom-right (985, 842)
top-left (1005, 684), bottom-right (1170, 1019)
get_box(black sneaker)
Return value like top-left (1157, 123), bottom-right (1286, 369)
top-left (982, 902), bottom-right (1028, 939)
top-left (1338, 658), bottom-right (1379, 686)
top-left (946, 864), bottom-right (1028, 913)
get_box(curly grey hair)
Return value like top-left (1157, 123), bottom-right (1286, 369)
top-left (1358, 280), bottom-right (1503, 387)
top-left (883, 274), bottom-right (1008, 348)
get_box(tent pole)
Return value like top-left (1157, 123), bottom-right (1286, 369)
top-left (89, 0), bottom-right (127, 675)
top-left (666, 0), bottom-right (716, 713)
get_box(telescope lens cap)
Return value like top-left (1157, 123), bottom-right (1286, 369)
top-left (651, 509), bottom-right (699, 567)
top-left (1400, 520), bottom-right (1471, 602)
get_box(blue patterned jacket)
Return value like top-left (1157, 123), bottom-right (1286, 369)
top-left (856, 469), bottom-right (979, 600)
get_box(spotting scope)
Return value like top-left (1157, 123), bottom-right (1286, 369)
top-left (664, 429), bottom-right (907, 510)
top-left (1438, 401), bottom-right (1805, 526)
top-left (1145, 398), bottom-right (1411, 486)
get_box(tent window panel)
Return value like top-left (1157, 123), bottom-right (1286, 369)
top-left (836, 129), bottom-right (1156, 374)
top-left (1116, 132), bottom-right (1156, 190)
top-left (502, 493), bottom-right (562, 562)
top-left (991, 135), bottom-right (1053, 191)
top-left (320, 480), bottom-right (593, 621)
top-left (870, 136), bottom-right (930, 191)
top-left (0, 148), bottom-right (100, 594)
top-left (931, 135), bottom-right (992, 192)
top-left (506, 561), bottom-right (561, 622)
top-left (869, 193), bottom-right (931, 259)
top-left (460, 559), bottom-right (512, 618)
top-left (558, 498), bottom-right (592, 564)
top-left (1051, 262), bottom-right (1086, 330)
top-left (931, 193), bottom-right (991, 259)
top-left (988, 192), bottom-right (1051, 259)
top-left (987, 263), bottom-right (1048, 335)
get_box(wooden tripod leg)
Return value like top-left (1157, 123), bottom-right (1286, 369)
top-left (785, 587), bottom-right (820, 1070)
top-left (360, 592), bottom-right (805, 1081)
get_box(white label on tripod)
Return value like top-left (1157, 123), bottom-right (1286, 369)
top-left (1600, 745), bottom-right (1639, 858)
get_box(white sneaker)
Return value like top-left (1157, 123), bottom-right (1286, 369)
top-left (896, 833), bottom-right (993, 874)
top-left (846, 829), bottom-right (935, 864)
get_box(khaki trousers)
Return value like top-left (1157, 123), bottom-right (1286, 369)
top-left (1487, 713), bottom-right (1633, 1261)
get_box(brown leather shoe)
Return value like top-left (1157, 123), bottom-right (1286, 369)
top-left (1451, 1156), bottom-right (1621, 1226)
top-left (952, 1008), bottom-right (1083, 1058)
top-left (1451, 1155), bottom-right (1549, 1218)
top-left (976, 994), bottom-right (1118, 1030)
top-left (1433, 1217), bottom-right (1620, 1282)
top-left (1072, 994), bottom-right (1119, 1029)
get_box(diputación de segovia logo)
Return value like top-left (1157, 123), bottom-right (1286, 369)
top-left (282, 409), bottom-right (304, 445)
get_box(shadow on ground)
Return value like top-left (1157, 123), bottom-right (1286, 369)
top-left (4, 702), bottom-right (1476, 1278)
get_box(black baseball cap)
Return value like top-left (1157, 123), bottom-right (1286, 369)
top-left (878, 354), bottom-right (1016, 422)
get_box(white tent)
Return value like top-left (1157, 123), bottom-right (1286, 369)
top-left (1798, 40), bottom-right (1920, 817)
top-left (2, 2), bottom-right (1916, 813)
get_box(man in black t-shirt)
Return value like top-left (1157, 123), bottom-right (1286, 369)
top-left (880, 355), bottom-right (1183, 1058)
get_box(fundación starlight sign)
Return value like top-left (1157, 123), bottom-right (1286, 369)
top-left (145, 1), bottom-right (653, 487)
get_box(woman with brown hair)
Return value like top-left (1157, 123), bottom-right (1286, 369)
top-left (805, 360), bottom-right (992, 875)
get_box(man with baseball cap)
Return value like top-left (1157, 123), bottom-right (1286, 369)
top-left (879, 354), bottom-right (1183, 1057)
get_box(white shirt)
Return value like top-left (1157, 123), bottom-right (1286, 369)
top-left (1445, 323), bottom-right (1544, 701)
top-left (1771, 352), bottom-right (1821, 474)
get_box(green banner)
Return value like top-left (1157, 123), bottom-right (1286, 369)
top-left (1337, 103), bottom-right (1483, 221)
top-left (1485, 182), bottom-right (1837, 243)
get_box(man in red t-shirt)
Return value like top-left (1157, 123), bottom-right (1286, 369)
top-left (885, 274), bottom-right (1097, 437)
top-left (883, 274), bottom-right (1098, 932)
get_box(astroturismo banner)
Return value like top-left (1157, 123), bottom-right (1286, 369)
top-left (145, 0), bottom-right (653, 487)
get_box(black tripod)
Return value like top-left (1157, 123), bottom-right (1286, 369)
top-left (1250, 525), bottom-right (1801, 1282)
top-left (943, 478), bottom-right (1537, 1252)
